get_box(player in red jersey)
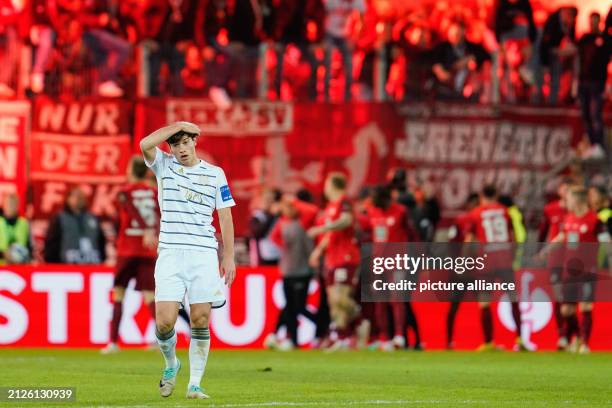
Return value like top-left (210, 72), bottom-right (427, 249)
top-left (365, 185), bottom-right (416, 350)
top-left (100, 156), bottom-right (160, 354)
top-left (538, 178), bottom-right (572, 347)
top-left (465, 185), bottom-right (525, 351)
top-left (308, 173), bottom-right (361, 350)
top-left (446, 192), bottom-right (480, 349)
top-left (545, 186), bottom-right (610, 353)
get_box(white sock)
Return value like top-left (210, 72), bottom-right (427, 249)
top-left (156, 328), bottom-right (177, 369)
top-left (189, 327), bottom-right (211, 388)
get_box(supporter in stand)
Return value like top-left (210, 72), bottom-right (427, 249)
top-left (78, 0), bottom-right (133, 97)
top-left (576, 12), bottom-right (610, 160)
top-left (272, 0), bottom-right (324, 101)
top-left (494, 0), bottom-right (538, 100)
top-left (430, 20), bottom-right (491, 101)
top-left (44, 187), bottom-right (107, 265)
top-left (143, 0), bottom-right (199, 96)
top-left (323, 0), bottom-right (366, 102)
top-left (538, 6), bottom-right (578, 105)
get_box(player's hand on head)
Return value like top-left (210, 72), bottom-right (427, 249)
top-left (175, 121), bottom-right (201, 135)
top-left (220, 257), bottom-right (236, 287)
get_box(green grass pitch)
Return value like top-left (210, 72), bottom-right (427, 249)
top-left (2, 349), bottom-right (612, 407)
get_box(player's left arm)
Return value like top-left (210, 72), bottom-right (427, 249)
top-left (218, 207), bottom-right (236, 287)
top-left (308, 211), bottom-right (353, 237)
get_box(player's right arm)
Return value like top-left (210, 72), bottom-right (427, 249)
top-left (139, 122), bottom-right (200, 163)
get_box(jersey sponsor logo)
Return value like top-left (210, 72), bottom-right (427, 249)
top-left (220, 185), bottom-right (232, 202)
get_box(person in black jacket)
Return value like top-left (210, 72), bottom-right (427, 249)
top-left (44, 187), bottom-right (107, 264)
top-left (576, 12), bottom-right (610, 159)
top-left (197, 0), bottom-right (263, 99)
top-left (431, 20), bottom-right (490, 100)
top-left (538, 6), bottom-right (577, 105)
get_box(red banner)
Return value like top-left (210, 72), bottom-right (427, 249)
top-left (0, 101), bottom-right (29, 210)
top-left (2, 265), bottom-right (612, 350)
top-left (30, 98), bottom-right (133, 221)
top-left (135, 100), bottom-right (596, 234)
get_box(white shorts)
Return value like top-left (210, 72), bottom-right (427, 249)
top-left (154, 248), bottom-right (226, 308)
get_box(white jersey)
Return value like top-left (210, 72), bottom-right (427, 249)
top-left (145, 147), bottom-right (236, 252)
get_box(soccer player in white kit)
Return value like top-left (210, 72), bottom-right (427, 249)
top-left (140, 121), bottom-right (236, 399)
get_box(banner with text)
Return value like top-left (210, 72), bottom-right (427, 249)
top-left (135, 100), bottom-right (594, 234)
top-left (0, 101), bottom-right (29, 210)
top-left (2, 265), bottom-right (612, 350)
top-left (30, 98), bottom-right (133, 221)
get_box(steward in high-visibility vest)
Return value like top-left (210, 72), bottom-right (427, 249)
top-left (0, 194), bottom-right (31, 264)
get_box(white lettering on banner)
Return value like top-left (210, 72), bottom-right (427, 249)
top-left (167, 100), bottom-right (293, 135)
top-left (0, 116), bottom-right (19, 142)
top-left (36, 136), bottom-right (125, 175)
top-left (0, 146), bottom-right (17, 179)
top-left (0, 271), bottom-right (29, 344)
top-left (397, 121), bottom-right (572, 165)
top-left (31, 273), bottom-right (84, 344)
top-left (396, 120), bottom-right (574, 213)
top-left (40, 142), bottom-right (67, 171)
top-left (90, 273), bottom-right (113, 344)
top-left (40, 182), bottom-right (67, 214)
top-left (89, 184), bottom-right (122, 216)
top-left (38, 102), bottom-right (120, 135)
top-left (345, 123), bottom-right (389, 196)
top-left (211, 274), bottom-right (266, 346)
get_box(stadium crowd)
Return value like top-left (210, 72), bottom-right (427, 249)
top-left (0, 0), bottom-right (610, 106)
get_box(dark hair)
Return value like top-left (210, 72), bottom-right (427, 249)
top-left (167, 130), bottom-right (197, 145)
top-left (388, 168), bottom-right (407, 193)
top-left (372, 185), bottom-right (392, 209)
top-left (465, 192), bottom-right (480, 206)
top-left (328, 173), bottom-right (347, 191)
top-left (482, 184), bottom-right (497, 199)
top-left (271, 188), bottom-right (282, 202)
top-left (358, 186), bottom-right (372, 201)
top-left (296, 188), bottom-right (314, 203)
top-left (589, 185), bottom-right (607, 197)
top-left (498, 194), bottom-right (514, 208)
top-left (131, 156), bottom-right (148, 180)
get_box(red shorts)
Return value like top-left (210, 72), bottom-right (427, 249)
top-left (323, 264), bottom-right (359, 288)
top-left (114, 256), bottom-right (156, 291)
